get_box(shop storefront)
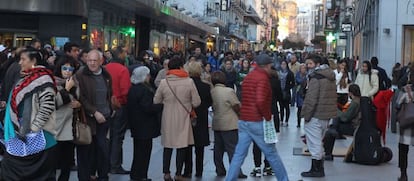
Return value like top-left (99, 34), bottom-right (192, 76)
top-left (0, 0), bottom-right (87, 49)
top-left (87, 1), bottom-right (135, 54)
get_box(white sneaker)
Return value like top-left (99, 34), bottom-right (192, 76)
top-left (250, 167), bottom-right (261, 177)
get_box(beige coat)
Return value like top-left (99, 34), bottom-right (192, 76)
top-left (211, 84), bottom-right (240, 131)
top-left (154, 75), bottom-right (201, 148)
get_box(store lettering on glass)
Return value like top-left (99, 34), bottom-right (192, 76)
top-left (408, 0), bottom-right (414, 15)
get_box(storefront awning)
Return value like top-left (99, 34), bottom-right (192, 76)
top-left (104, 0), bottom-right (216, 35)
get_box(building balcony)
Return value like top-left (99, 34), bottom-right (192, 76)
top-left (228, 22), bottom-right (248, 41)
top-left (204, 16), bottom-right (226, 28)
top-left (231, 0), bottom-right (266, 26)
top-left (244, 5), bottom-right (267, 26)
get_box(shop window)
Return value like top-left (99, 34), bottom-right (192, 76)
top-left (403, 26), bottom-right (414, 65)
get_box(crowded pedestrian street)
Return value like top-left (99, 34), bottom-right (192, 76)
top-left (1, 0), bottom-right (414, 181)
top-left (60, 109), bottom-right (412, 181)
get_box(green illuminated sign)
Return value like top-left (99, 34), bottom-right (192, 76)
top-left (120, 27), bottom-right (136, 38)
top-left (326, 32), bottom-right (335, 43)
top-left (161, 5), bottom-right (171, 15)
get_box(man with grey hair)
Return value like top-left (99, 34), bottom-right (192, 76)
top-left (76, 49), bottom-right (113, 180)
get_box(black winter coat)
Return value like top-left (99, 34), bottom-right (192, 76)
top-left (280, 70), bottom-right (295, 101)
top-left (127, 83), bottom-right (163, 139)
top-left (192, 77), bottom-right (212, 147)
top-left (270, 70), bottom-right (283, 114)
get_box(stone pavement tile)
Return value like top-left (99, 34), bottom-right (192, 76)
top-left (69, 108), bottom-right (414, 181)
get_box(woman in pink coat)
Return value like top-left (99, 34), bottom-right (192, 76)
top-left (154, 56), bottom-right (201, 181)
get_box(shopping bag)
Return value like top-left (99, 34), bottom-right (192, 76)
top-left (263, 120), bottom-right (278, 144)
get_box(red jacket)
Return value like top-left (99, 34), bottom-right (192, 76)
top-left (239, 67), bottom-right (272, 121)
top-left (105, 62), bottom-right (131, 105)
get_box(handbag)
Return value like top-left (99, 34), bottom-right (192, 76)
top-left (72, 108), bottom-right (92, 145)
top-left (165, 79), bottom-right (197, 127)
top-left (5, 130), bottom-right (47, 157)
top-left (1, 98), bottom-right (46, 157)
top-left (263, 119), bottom-right (278, 144)
top-left (397, 86), bottom-right (414, 129)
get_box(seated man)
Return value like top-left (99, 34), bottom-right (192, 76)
top-left (324, 84), bottom-right (361, 160)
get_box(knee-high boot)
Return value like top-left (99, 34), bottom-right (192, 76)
top-left (399, 143), bottom-right (408, 181)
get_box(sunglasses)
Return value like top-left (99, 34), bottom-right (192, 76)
top-left (61, 66), bottom-right (75, 72)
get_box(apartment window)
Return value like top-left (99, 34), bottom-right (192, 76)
top-left (403, 26), bottom-right (414, 65)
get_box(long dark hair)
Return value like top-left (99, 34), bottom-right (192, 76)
top-left (280, 60), bottom-right (291, 72)
top-left (362, 60), bottom-right (372, 86)
top-left (338, 59), bottom-right (350, 89)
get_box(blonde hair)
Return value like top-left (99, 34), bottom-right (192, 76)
top-left (187, 61), bottom-right (203, 77)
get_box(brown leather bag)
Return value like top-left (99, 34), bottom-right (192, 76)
top-left (398, 86), bottom-right (414, 129)
top-left (72, 108), bottom-right (92, 145)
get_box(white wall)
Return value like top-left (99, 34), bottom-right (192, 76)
top-left (378, 0), bottom-right (414, 75)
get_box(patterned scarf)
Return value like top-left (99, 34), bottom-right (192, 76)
top-left (280, 69), bottom-right (288, 90)
top-left (10, 67), bottom-right (55, 125)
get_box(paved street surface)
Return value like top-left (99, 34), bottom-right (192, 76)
top-left (68, 108), bottom-right (414, 181)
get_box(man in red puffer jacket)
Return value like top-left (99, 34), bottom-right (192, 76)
top-left (105, 46), bottom-right (131, 174)
top-left (225, 54), bottom-right (289, 181)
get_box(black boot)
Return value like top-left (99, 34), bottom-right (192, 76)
top-left (301, 159), bottom-right (325, 177)
top-left (399, 144), bottom-right (408, 181)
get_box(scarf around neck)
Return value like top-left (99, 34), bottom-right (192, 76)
top-left (10, 67), bottom-right (55, 126)
top-left (167, 69), bottom-right (189, 78)
top-left (280, 69), bottom-right (288, 90)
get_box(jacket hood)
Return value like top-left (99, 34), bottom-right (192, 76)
top-left (312, 64), bottom-right (335, 81)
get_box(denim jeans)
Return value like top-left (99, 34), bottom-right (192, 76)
top-left (110, 106), bottom-right (128, 169)
top-left (77, 121), bottom-right (110, 181)
top-left (226, 120), bottom-right (288, 181)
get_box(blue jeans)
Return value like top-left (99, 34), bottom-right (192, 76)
top-left (226, 120), bottom-right (288, 181)
top-left (110, 106), bottom-right (128, 169)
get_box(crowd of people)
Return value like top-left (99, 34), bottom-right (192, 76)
top-left (0, 38), bottom-right (412, 181)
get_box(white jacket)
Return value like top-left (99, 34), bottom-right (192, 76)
top-left (355, 69), bottom-right (379, 97)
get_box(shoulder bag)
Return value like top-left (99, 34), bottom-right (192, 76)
top-left (165, 79), bottom-right (197, 127)
top-left (1, 97), bottom-right (46, 157)
top-left (72, 107), bottom-right (92, 145)
top-left (397, 85), bottom-right (414, 129)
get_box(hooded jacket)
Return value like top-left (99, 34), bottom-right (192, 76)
top-left (355, 69), bottom-right (379, 98)
top-left (301, 64), bottom-right (337, 121)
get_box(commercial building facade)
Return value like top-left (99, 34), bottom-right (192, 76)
top-left (353, 0), bottom-right (414, 73)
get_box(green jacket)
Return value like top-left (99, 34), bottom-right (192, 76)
top-left (337, 98), bottom-right (361, 128)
